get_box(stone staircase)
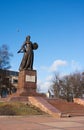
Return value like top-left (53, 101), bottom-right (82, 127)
top-left (0, 92), bottom-right (84, 117)
top-left (10, 96), bottom-right (28, 102)
top-left (28, 96), bottom-right (61, 118)
top-left (47, 99), bottom-right (84, 117)
top-left (74, 98), bottom-right (84, 106)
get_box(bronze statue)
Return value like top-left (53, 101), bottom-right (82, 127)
top-left (18, 35), bottom-right (38, 71)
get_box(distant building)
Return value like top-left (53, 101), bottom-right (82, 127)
top-left (46, 89), bottom-right (55, 99)
top-left (0, 69), bottom-right (19, 88)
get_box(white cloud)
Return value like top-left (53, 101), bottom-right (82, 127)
top-left (49, 59), bottom-right (67, 72)
top-left (37, 75), bottom-right (53, 93)
top-left (37, 80), bottom-right (50, 93)
top-left (37, 59), bottom-right (67, 93)
top-left (40, 59), bottom-right (67, 72)
top-left (46, 75), bottom-right (53, 81)
top-left (37, 59), bottom-right (83, 93)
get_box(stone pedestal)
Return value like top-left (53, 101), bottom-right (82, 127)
top-left (18, 70), bottom-right (37, 96)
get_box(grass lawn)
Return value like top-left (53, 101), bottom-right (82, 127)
top-left (0, 102), bottom-right (46, 116)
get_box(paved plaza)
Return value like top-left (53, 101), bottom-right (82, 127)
top-left (0, 115), bottom-right (84, 130)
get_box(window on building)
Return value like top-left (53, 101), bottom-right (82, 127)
top-left (13, 79), bottom-right (18, 84)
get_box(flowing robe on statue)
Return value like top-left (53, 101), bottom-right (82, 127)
top-left (19, 41), bottom-right (34, 71)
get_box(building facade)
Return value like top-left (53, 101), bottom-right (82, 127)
top-left (0, 69), bottom-right (19, 93)
top-left (0, 69), bottom-right (19, 97)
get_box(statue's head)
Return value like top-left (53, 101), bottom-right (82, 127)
top-left (26, 35), bottom-right (31, 41)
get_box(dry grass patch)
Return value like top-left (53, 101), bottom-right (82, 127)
top-left (0, 102), bottom-right (46, 116)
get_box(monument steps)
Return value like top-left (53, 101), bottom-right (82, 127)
top-left (0, 94), bottom-right (84, 118)
top-left (47, 99), bottom-right (84, 117)
top-left (10, 96), bottom-right (28, 102)
top-left (28, 96), bottom-right (61, 118)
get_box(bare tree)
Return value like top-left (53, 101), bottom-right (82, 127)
top-left (0, 44), bottom-right (13, 69)
top-left (51, 72), bottom-right (84, 101)
top-left (0, 44), bottom-right (13, 97)
top-left (72, 72), bottom-right (82, 98)
top-left (51, 73), bottom-right (61, 98)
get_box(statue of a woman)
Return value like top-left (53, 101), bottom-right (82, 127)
top-left (18, 35), bottom-right (38, 71)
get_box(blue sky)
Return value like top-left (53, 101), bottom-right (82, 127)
top-left (0, 0), bottom-right (84, 92)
